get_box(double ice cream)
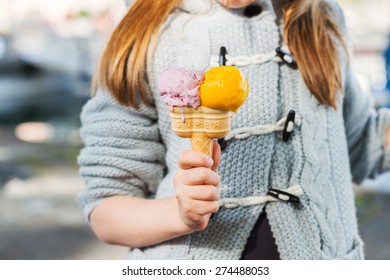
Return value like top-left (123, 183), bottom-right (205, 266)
top-left (158, 66), bottom-right (249, 156)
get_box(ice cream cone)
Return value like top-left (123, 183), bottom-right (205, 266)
top-left (169, 106), bottom-right (232, 157)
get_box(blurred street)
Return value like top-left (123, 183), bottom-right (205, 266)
top-left (0, 126), bottom-right (128, 260)
top-left (355, 189), bottom-right (390, 259)
top-left (0, 0), bottom-right (129, 259)
top-left (0, 0), bottom-right (389, 260)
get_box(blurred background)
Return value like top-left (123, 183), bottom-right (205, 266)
top-left (0, 0), bottom-right (389, 260)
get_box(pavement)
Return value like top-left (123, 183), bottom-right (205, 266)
top-left (0, 125), bottom-right (128, 260)
top-left (0, 167), bottom-right (128, 260)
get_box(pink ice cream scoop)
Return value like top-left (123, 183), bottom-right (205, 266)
top-left (157, 67), bottom-right (204, 108)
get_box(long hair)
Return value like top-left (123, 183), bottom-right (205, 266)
top-left (284, 0), bottom-right (346, 108)
top-left (97, 0), bottom-right (346, 109)
top-left (97, 0), bottom-right (180, 107)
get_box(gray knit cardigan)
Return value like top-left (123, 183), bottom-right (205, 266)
top-left (77, 0), bottom-right (390, 259)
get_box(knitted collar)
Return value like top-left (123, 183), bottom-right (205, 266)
top-left (179, 0), bottom-right (275, 14)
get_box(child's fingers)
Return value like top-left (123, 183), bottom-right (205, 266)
top-left (178, 150), bottom-right (213, 170)
top-left (211, 142), bottom-right (221, 173)
top-left (181, 200), bottom-right (219, 216)
top-left (178, 185), bottom-right (220, 201)
top-left (175, 167), bottom-right (220, 186)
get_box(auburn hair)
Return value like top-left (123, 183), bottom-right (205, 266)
top-left (97, 0), bottom-right (346, 109)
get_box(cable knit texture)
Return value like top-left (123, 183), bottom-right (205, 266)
top-left (77, 0), bottom-right (390, 259)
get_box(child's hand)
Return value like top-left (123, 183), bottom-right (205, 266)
top-left (174, 142), bottom-right (221, 232)
top-left (386, 127), bottom-right (390, 150)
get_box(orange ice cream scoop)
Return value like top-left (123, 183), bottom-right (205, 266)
top-left (200, 66), bottom-right (249, 112)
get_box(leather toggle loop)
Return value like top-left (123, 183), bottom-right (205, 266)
top-left (275, 47), bottom-right (298, 69)
top-left (267, 188), bottom-right (300, 204)
top-left (282, 110), bottom-right (296, 142)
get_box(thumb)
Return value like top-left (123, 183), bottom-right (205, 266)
top-left (211, 142), bottom-right (221, 173)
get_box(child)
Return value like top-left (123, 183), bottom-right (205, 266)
top-left (77, 0), bottom-right (390, 259)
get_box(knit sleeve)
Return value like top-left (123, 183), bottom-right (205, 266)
top-left (77, 89), bottom-right (166, 221)
top-left (329, 1), bottom-right (390, 183)
top-left (343, 71), bottom-right (390, 183)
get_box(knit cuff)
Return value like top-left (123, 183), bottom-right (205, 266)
top-left (77, 196), bottom-right (104, 223)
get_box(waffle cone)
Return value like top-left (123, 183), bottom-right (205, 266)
top-left (190, 132), bottom-right (214, 157)
top-left (169, 106), bottom-right (232, 156)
